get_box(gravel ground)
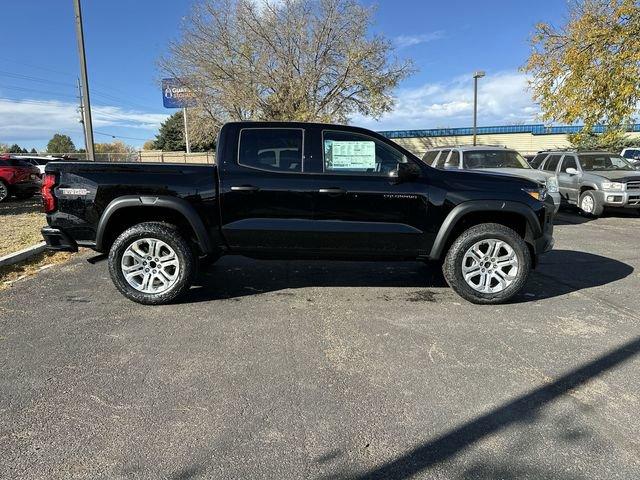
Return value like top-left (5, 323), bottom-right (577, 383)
top-left (1, 209), bottom-right (639, 479)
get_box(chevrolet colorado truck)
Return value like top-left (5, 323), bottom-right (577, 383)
top-left (41, 122), bottom-right (554, 305)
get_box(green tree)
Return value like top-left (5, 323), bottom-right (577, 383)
top-left (160, 0), bottom-right (413, 145)
top-left (30, 148), bottom-right (37, 154)
top-left (153, 112), bottom-right (215, 151)
top-left (47, 134), bottom-right (76, 154)
top-left (523, 0), bottom-right (640, 143)
top-left (8, 144), bottom-right (24, 153)
top-left (569, 131), bottom-right (640, 152)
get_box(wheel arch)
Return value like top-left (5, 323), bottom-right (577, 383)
top-left (429, 200), bottom-right (541, 261)
top-left (96, 196), bottom-right (214, 254)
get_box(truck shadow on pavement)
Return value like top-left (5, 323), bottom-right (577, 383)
top-left (327, 335), bottom-right (640, 480)
top-left (183, 249), bottom-right (633, 304)
top-left (518, 249), bottom-right (634, 302)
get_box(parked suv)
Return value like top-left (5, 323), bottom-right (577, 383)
top-left (0, 155), bottom-right (41, 202)
top-left (531, 150), bottom-right (640, 216)
top-left (620, 148), bottom-right (640, 167)
top-left (422, 146), bottom-right (561, 213)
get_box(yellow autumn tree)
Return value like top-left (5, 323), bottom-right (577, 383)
top-left (523, 0), bottom-right (640, 143)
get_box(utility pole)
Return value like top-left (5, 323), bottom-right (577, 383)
top-left (77, 77), bottom-right (89, 155)
top-left (73, 0), bottom-right (95, 161)
top-left (183, 107), bottom-right (191, 154)
top-left (472, 71), bottom-right (485, 146)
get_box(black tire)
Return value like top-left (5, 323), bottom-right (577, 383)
top-left (108, 222), bottom-right (195, 305)
top-left (442, 223), bottom-right (531, 304)
top-left (0, 181), bottom-right (8, 203)
top-left (14, 192), bottom-right (35, 200)
top-left (579, 190), bottom-right (603, 217)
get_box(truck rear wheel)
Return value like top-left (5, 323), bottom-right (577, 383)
top-left (108, 222), bottom-right (195, 305)
top-left (442, 223), bottom-right (531, 304)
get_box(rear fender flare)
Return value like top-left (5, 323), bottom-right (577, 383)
top-left (95, 195), bottom-right (213, 254)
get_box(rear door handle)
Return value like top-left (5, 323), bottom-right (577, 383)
top-left (318, 188), bottom-right (346, 194)
top-left (231, 185), bottom-right (259, 192)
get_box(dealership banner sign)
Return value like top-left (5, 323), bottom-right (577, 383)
top-left (162, 78), bottom-right (197, 108)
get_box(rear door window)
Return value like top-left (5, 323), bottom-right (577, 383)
top-left (529, 153), bottom-right (547, 168)
top-left (422, 151), bottom-right (439, 165)
top-left (238, 128), bottom-right (303, 173)
top-left (445, 151), bottom-right (460, 168)
top-left (435, 150), bottom-right (451, 168)
top-left (542, 155), bottom-right (561, 172)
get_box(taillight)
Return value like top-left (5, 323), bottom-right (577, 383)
top-left (42, 173), bottom-right (57, 213)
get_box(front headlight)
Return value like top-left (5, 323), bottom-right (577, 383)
top-left (602, 181), bottom-right (625, 191)
top-left (522, 187), bottom-right (547, 201)
top-left (545, 176), bottom-right (559, 193)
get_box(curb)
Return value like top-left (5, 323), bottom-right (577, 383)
top-left (0, 242), bottom-right (47, 268)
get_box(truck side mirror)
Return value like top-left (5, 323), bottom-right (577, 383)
top-left (565, 167), bottom-right (578, 175)
top-left (391, 162), bottom-right (421, 183)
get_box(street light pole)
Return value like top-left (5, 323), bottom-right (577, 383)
top-left (73, 0), bottom-right (95, 161)
top-left (472, 71), bottom-right (485, 146)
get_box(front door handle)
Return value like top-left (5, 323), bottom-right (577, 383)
top-left (318, 188), bottom-right (346, 194)
top-left (231, 185), bottom-right (259, 192)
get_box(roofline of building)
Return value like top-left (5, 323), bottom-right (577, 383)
top-left (379, 123), bottom-right (640, 139)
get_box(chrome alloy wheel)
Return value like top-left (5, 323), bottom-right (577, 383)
top-left (0, 182), bottom-right (8, 202)
top-left (581, 194), bottom-right (594, 213)
top-left (121, 238), bottom-right (180, 294)
top-left (461, 239), bottom-right (519, 293)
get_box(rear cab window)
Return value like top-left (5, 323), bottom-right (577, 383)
top-left (238, 128), bottom-right (303, 173)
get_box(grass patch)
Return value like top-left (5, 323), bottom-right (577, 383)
top-left (0, 197), bottom-right (46, 257)
top-left (0, 251), bottom-right (72, 291)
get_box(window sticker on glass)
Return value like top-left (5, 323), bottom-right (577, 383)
top-left (325, 140), bottom-right (376, 171)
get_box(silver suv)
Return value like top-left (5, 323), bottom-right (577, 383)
top-left (423, 146), bottom-right (561, 213)
top-left (530, 150), bottom-right (640, 217)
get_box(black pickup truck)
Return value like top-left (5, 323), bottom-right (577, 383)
top-left (41, 121), bottom-right (554, 305)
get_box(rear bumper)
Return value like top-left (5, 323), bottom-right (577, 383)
top-left (41, 227), bottom-right (78, 252)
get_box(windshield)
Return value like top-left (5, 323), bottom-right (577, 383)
top-left (578, 154), bottom-right (634, 171)
top-left (463, 150), bottom-right (530, 169)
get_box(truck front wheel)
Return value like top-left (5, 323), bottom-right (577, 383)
top-left (108, 222), bottom-right (195, 305)
top-left (442, 223), bottom-right (531, 304)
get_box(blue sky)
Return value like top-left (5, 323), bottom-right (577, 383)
top-left (0, 0), bottom-right (567, 150)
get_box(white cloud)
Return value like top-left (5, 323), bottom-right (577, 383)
top-left (394, 31), bottom-right (446, 48)
top-left (352, 71), bottom-right (539, 131)
top-left (0, 97), bottom-right (168, 147)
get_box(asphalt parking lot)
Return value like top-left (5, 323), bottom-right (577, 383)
top-left (1, 209), bottom-right (640, 479)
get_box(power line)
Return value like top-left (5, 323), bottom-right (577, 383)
top-left (94, 130), bottom-right (150, 141)
top-left (0, 69), bottom-right (161, 113)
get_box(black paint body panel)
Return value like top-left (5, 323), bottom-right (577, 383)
top-left (44, 122), bottom-right (553, 262)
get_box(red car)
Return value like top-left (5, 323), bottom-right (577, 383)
top-left (0, 154), bottom-right (41, 202)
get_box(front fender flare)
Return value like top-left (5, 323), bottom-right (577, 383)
top-left (429, 200), bottom-right (541, 260)
top-left (95, 195), bottom-right (213, 254)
